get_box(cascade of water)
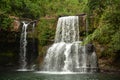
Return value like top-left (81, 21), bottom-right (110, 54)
top-left (42, 16), bottom-right (98, 73)
top-left (18, 22), bottom-right (37, 71)
top-left (75, 42), bottom-right (80, 68)
top-left (63, 43), bottom-right (73, 72)
top-left (32, 23), bottom-right (35, 54)
top-left (55, 16), bottom-right (79, 43)
top-left (29, 23), bottom-right (36, 70)
top-left (19, 22), bottom-right (29, 70)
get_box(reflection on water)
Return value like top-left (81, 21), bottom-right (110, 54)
top-left (0, 71), bottom-right (120, 80)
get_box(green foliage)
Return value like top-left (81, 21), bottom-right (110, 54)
top-left (37, 18), bottom-right (56, 46)
top-left (84, 0), bottom-right (120, 58)
top-left (0, 0), bottom-right (41, 19)
top-left (42, 0), bottom-right (82, 16)
top-left (110, 31), bottom-right (120, 51)
top-left (0, 0), bottom-right (85, 30)
top-left (0, 14), bottom-right (13, 30)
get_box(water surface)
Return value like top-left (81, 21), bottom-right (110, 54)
top-left (0, 71), bottom-right (119, 80)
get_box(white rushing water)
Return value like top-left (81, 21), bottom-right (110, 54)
top-left (17, 21), bottom-right (38, 71)
top-left (18, 22), bottom-right (36, 71)
top-left (42, 16), bottom-right (98, 73)
top-left (19, 22), bottom-right (29, 70)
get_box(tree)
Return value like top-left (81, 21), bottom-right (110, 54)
top-left (84, 0), bottom-right (120, 59)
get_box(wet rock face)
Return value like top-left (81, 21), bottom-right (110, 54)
top-left (85, 43), bottom-right (95, 54)
top-left (9, 16), bottom-right (20, 31)
top-left (12, 20), bottom-right (20, 31)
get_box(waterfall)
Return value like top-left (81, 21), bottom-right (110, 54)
top-left (17, 21), bottom-right (37, 71)
top-left (32, 23), bottom-right (35, 55)
top-left (42, 16), bottom-right (98, 73)
top-left (18, 22), bottom-right (29, 71)
top-left (55, 16), bottom-right (79, 43)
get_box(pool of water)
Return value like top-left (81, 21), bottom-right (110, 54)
top-left (0, 71), bottom-right (120, 80)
